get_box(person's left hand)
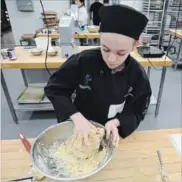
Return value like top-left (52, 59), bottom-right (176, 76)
top-left (105, 119), bottom-right (120, 147)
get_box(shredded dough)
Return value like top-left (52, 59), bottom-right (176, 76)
top-left (56, 128), bottom-right (106, 177)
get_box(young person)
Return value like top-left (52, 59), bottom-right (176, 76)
top-left (45, 5), bottom-right (152, 145)
top-left (74, 0), bottom-right (88, 28)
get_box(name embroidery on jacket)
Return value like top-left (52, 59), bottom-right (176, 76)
top-left (79, 84), bottom-right (91, 90)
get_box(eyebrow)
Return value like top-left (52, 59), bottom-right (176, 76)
top-left (102, 44), bottom-right (127, 52)
top-left (102, 44), bottom-right (109, 49)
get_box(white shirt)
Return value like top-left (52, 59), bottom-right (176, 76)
top-left (69, 5), bottom-right (88, 27)
top-left (76, 6), bottom-right (88, 27)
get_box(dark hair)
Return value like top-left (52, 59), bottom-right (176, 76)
top-left (79, 0), bottom-right (85, 5)
top-left (74, 0), bottom-right (85, 5)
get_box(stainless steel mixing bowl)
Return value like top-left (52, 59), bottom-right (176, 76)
top-left (30, 121), bottom-right (114, 181)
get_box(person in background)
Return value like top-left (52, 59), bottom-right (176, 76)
top-left (74, 0), bottom-right (88, 29)
top-left (45, 5), bottom-right (152, 146)
top-left (73, 0), bottom-right (88, 45)
top-left (90, 0), bottom-right (104, 26)
top-left (65, 0), bottom-right (88, 29)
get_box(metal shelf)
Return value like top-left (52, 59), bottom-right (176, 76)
top-left (14, 101), bottom-right (53, 111)
top-left (147, 27), bottom-right (161, 30)
top-left (148, 21), bottom-right (163, 23)
top-left (13, 93), bottom-right (157, 112)
top-left (13, 84), bottom-right (53, 112)
top-left (13, 84), bottom-right (157, 113)
top-left (143, 9), bottom-right (163, 12)
top-left (161, 0), bottom-right (182, 46)
top-left (142, 0), bottom-right (166, 46)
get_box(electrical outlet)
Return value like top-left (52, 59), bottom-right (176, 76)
top-left (16, 0), bottom-right (34, 12)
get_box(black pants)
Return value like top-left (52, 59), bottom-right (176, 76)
top-left (93, 19), bottom-right (100, 26)
top-left (80, 39), bottom-right (88, 46)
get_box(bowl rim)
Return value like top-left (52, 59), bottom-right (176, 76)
top-left (30, 120), bottom-right (115, 181)
top-left (30, 48), bottom-right (43, 53)
top-left (87, 25), bottom-right (99, 29)
top-left (48, 51), bottom-right (58, 53)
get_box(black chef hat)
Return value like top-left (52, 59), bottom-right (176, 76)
top-left (99, 5), bottom-right (148, 40)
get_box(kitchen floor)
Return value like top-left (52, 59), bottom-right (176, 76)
top-left (1, 67), bottom-right (181, 139)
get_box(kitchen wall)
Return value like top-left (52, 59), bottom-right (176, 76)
top-left (5, 0), bottom-right (70, 44)
top-left (87, 0), bottom-right (142, 11)
top-left (120, 0), bottom-right (143, 11)
top-left (5, 0), bottom-right (143, 45)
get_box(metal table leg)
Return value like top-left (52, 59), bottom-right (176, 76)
top-left (21, 69), bottom-right (28, 87)
top-left (166, 34), bottom-right (172, 57)
top-left (91, 39), bottom-right (94, 46)
top-left (174, 40), bottom-right (182, 70)
top-left (167, 35), bottom-right (172, 55)
top-left (1, 70), bottom-right (18, 123)
top-left (147, 67), bottom-right (151, 79)
top-left (155, 67), bottom-right (167, 117)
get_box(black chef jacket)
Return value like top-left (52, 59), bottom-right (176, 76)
top-left (44, 48), bottom-right (152, 138)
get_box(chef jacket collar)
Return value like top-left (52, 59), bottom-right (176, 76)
top-left (101, 54), bottom-right (132, 76)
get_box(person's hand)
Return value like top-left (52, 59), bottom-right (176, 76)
top-left (63, 9), bottom-right (69, 16)
top-left (105, 119), bottom-right (120, 147)
top-left (70, 112), bottom-right (96, 145)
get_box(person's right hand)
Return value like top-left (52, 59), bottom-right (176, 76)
top-left (70, 112), bottom-right (96, 145)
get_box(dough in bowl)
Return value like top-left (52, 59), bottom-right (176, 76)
top-left (56, 127), bottom-right (106, 177)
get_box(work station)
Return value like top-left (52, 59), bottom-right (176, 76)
top-left (1, 0), bottom-right (182, 181)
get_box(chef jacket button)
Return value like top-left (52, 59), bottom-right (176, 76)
top-left (100, 70), bottom-right (104, 76)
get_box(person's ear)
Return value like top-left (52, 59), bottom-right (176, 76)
top-left (131, 40), bottom-right (137, 51)
top-left (135, 40), bottom-right (139, 47)
top-left (135, 39), bottom-right (143, 47)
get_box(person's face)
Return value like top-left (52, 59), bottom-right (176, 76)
top-left (100, 33), bottom-right (137, 69)
top-left (74, 0), bottom-right (82, 6)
